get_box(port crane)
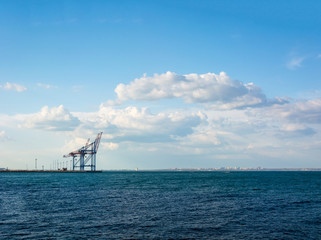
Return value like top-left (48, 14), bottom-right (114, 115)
top-left (63, 132), bottom-right (103, 171)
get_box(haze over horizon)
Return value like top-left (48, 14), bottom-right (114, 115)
top-left (1, 0), bottom-right (321, 170)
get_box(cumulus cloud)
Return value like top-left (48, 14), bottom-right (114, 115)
top-left (265, 98), bottom-right (321, 124)
top-left (20, 105), bottom-right (80, 131)
top-left (283, 99), bottom-right (321, 123)
top-left (74, 105), bottom-right (206, 143)
top-left (0, 82), bottom-right (27, 92)
top-left (183, 104), bottom-right (321, 160)
top-left (2, 69), bottom-right (320, 166)
top-left (176, 128), bottom-right (222, 147)
top-left (114, 71), bottom-right (275, 109)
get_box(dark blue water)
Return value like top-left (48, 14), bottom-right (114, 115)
top-left (1, 171), bottom-right (321, 239)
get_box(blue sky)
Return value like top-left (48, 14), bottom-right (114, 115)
top-left (1, 0), bottom-right (321, 169)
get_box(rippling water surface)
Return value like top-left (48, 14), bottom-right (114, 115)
top-left (1, 171), bottom-right (321, 239)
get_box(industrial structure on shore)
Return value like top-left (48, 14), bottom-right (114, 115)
top-left (63, 132), bottom-right (103, 171)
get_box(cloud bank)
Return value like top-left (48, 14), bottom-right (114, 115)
top-left (260, 98), bottom-right (321, 124)
top-left (19, 105), bottom-right (80, 131)
top-left (114, 71), bottom-right (285, 109)
top-left (74, 105), bottom-right (206, 143)
top-left (2, 71), bottom-right (321, 168)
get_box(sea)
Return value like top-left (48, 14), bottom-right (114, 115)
top-left (1, 171), bottom-right (321, 239)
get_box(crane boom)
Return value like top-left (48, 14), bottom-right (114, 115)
top-left (94, 132), bottom-right (103, 152)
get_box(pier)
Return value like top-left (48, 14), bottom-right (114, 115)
top-left (0, 169), bottom-right (102, 173)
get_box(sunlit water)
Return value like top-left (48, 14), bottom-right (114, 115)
top-left (1, 171), bottom-right (321, 239)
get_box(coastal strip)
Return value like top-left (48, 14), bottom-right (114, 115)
top-left (0, 170), bottom-right (102, 173)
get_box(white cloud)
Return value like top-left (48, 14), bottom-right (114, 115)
top-left (19, 105), bottom-right (80, 131)
top-left (37, 83), bottom-right (58, 89)
top-left (0, 82), bottom-right (27, 92)
top-left (70, 100), bottom-right (318, 159)
top-left (280, 123), bottom-right (308, 132)
top-left (264, 98), bottom-right (321, 124)
top-left (0, 114), bottom-right (17, 128)
top-left (61, 137), bottom-right (90, 154)
top-left (176, 128), bottom-right (222, 148)
top-left (2, 70), bottom-right (321, 168)
top-left (278, 123), bottom-right (315, 137)
top-left (74, 105), bottom-right (205, 143)
top-left (285, 99), bottom-right (321, 123)
top-left (101, 142), bottom-right (119, 150)
top-left (286, 56), bottom-right (305, 70)
top-left (0, 130), bottom-right (10, 142)
top-left (114, 71), bottom-right (271, 109)
top-left (64, 71), bottom-right (321, 161)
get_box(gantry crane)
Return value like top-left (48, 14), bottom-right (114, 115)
top-left (63, 132), bottom-right (103, 171)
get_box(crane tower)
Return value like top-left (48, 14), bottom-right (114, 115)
top-left (63, 132), bottom-right (103, 171)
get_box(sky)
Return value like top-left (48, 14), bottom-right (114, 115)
top-left (1, 0), bottom-right (321, 170)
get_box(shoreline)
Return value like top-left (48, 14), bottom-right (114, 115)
top-left (1, 169), bottom-right (321, 173)
top-left (0, 170), bottom-right (102, 173)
